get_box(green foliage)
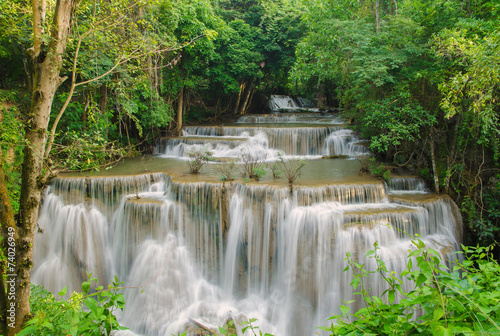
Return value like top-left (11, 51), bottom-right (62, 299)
top-left (323, 242), bottom-right (500, 336)
top-left (0, 90), bottom-right (24, 213)
top-left (218, 318), bottom-right (273, 336)
top-left (218, 160), bottom-right (237, 182)
top-left (19, 276), bottom-right (127, 336)
top-left (365, 158), bottom-right (391, 182)
top-left (252, 165), bottom-right (268, 181)
top-left (239, 150), bottom-right (267, 181)
top-left (53, 130), bottom-right (129, 171)
top-left (436, 25), bottom-right (500, 161)
top-left (361, 90), bottom-right (437, 154)
top-left (187, 149), bottom-right (213, 174)
top-left (269, 162), bottom-right (282, 179)
top-left (277, 153), bottom-right (308, 185)
top-left (463, 187), bottom-right (500, 246)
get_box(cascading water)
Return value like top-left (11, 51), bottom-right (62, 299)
top-left (33, 110), bottom-right (462, 336)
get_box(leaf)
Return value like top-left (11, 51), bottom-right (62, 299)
top-left (433, 307), bottom-right (444, 321)
top-left (16, 326), bottom-right (37, 336)
top-left (388, 290), bottom-right (395, 304)
top-left (58, 286), bottom-right (68, 297)
top-left (416, 273), bottom-right (427, 286)
top-left (340, 304), bottom-right (350, 315)
top-left (84, 297), bottom-right (98, 315)
top-left (82, 281), bottom-right (91, 294)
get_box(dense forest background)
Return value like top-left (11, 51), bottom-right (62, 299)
top-left (1, 0), bottom-right (499, 269)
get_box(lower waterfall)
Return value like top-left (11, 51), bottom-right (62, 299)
top-left (33, 176), bottom-right (461, 336)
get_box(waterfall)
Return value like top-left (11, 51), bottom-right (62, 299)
top-left (159, 123), bottom-right (364, 158)
top-left (34, 108), bottom-right (463, 336)
top-left (386, 176), bottom-right (428, 194)
top-left (268, 95), bottom-right (300, 111)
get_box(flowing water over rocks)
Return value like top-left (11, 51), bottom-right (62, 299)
top-left (33, 111), bottom-right (462, 336)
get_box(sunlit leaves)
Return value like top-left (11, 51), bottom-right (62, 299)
top-left (325, 243), bottom-right (500, 336)
top-left (437, 26), bottom-right (500, 160)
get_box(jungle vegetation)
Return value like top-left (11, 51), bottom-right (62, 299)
top-left (0, 0), bottom-right (499, 334)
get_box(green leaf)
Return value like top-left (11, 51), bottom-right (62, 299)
top-left (388, 290), bottom-right (395, 304)
top-left (340, 304), bottom-right (350, 315)
top-left (433, 307), bottom-right (444, 321)
top-left (416, 273), bottom-right (427, 286)
top-left (16, 326), bottom-right (37, 336)
top-left (82, 281), bottom-right (91, 294)
top-left (58, 286), bottom-right (68, 297)
top-left (84, 297), bottom-right (98, 315)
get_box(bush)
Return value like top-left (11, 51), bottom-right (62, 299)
top-left (240, 149), bottom-right (267, 181)
top-left (19, 276), bottom-right (127, 336)
top-left (277, 152), bottom-right (308, 185)
top-left (269, 162), bottom-right (282, 179)
top-left (219, 160), bottom-right (237, 181)
top-left (252, 164), bottom-right (268, 181)
top-left (322, 241), bottom-right (500, 336)
top-left (53, 130), bottom-right (130, 171)
top-left (187, 149), bottom-right (213, 174)
top-left (359, 157), bottom-right (391, 182)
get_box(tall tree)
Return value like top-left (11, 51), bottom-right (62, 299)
top-left (0, 0), bottom-right (80, 333)
top-left (0, 0), bottom-right (182, 332)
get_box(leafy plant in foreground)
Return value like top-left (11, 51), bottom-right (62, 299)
top-left (322, 241), bottom-right (500, 336)
top-left (218, 318), bottom-right (273, 336)
top-left (19, 276), bottom-right (127, 336)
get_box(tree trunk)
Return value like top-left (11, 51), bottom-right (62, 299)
top-left (100, 83), bottom-right (108, 114)
top-left (375, 0), bottom-right (380, 34)
top-left (234, 81), bottom-right (246, 114)
top-left (430, 131), bottom-right (440, 194)
top-left (0, 1), bottom-right (78, 334)
top-left (176, 86), bottom-right (184, 136)
top-left (444, 114), bottom-right (461, 194)
top-left (240, 80), bottom-right (255, 116)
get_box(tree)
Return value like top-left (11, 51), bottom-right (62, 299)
top-left (0, 0), bottom-right (185, 333)
top-left (0, 1), bottom-right (79, 333)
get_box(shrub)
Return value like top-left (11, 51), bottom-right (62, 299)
top-left (19, 276), bottom-right (127, 336)
top-left (277, 152), bottom-right (308, 185)
top-left (322, 241), bottom-right (500, 336)
top-left (269, 162), bottom-right (282, 179)
top-left (187, 149), bottom-right (213, 174)
top-left (240, 149), bottom-right (267, 180)
top-left (359, 156), bottom-right (391, 182)
top-left (218, 318), bottom-right (273, 336)
top-left (53, 130), bottom-right (129, 171)
top-left (252, 164), bottom-right (268, 181)
top-left (219, 160), bottom-right (237, 182)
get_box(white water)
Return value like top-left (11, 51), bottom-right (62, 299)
top-left (33, 110), bottom-right (463, 336)
top-left (386, 176), bottom-right (428, 194)
top-left (159, 113), bottom-right (367, 158)
top-left (268, 95), bottom-right (300, 111)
